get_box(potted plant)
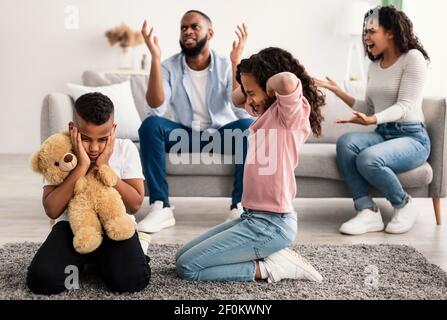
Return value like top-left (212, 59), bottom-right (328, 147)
top-left (105, 24), bottom-right (143, 69)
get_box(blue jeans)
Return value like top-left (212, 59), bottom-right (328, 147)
top-left (336, 122), bottom-right (431, 210)
top-left (175, 209), bottom-right (297, 281)
top-left (138, 116), bottom-right (253, 207)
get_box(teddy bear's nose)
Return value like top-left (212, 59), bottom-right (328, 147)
top-left (64, 154), bottom-right (73, 163)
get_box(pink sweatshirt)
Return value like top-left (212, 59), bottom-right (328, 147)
top-left (241, 80), bottom-right (311, 213)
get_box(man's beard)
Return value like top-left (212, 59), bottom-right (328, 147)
top-left (180, 36), bottom-right (208, 57)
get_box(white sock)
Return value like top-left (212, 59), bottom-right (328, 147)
top-left (258, 261), bottom-right (268, 279)
top-left (140, 239), bottom-right (149, 255)
top-left (138, 232), bottom-right (151, 255)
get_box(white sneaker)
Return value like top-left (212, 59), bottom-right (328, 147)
top-left (264, 248), bottom-right (323, 283)
top-left (225, 203), bottom-right (244, 222)
top-left (385, 197), bottom-right (418, 234)
top-left (137, 200), bottom-right (176, 233)
top-left (339, 208), bottom-right (384, 235)
top-left (138, 232), bottom-right (151, 255)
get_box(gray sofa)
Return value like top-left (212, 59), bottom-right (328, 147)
top-left (40, 71), bottom-right (447, 225)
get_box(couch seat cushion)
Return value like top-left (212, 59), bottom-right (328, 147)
top-left (135, 142), bottom-right (433, 188)
top-left (297, 144), bottom-right (433, 188)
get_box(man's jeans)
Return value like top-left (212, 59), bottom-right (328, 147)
top-left (138, 116), bottom-right (253, 207)
top-left (336, 122), bottom-right (431, 210)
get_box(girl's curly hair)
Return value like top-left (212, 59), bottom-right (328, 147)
top-left (363, 5), bottom-right (430, 62)
top-left (236, 47), bottom-right (325, 137)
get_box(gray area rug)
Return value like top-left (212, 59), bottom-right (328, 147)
top-left (1, 242), bottom-right (446, 300)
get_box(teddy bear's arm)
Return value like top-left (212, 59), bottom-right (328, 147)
top-left (95, 164), bottom-right (118, 187)
top-left (74, 176), bottom-right (88, 194)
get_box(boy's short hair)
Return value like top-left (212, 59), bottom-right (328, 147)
top-left (74, 92), bottom-right (114, 125)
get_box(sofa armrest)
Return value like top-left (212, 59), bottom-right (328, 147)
top-left (424, 97), bottom-right (447, 198)
top-left (41, 93), bottom-right (74, 142)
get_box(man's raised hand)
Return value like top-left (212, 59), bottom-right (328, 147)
top-left (141, 19), bottom-right (161, 60)
top-left (230, 23), bottom-right (248, 65)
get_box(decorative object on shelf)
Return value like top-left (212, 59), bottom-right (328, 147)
top-left (105, 24), bottom-right (144, 70)
top-left (336, 1), bottom-right (372, 82)
top-left (141, 54), bottom-right (148, 71)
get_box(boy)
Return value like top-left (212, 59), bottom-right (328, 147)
top-left (27, 92), bottom-right (150, 295)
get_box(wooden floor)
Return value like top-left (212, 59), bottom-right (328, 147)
top-left (1, 154), bottom-right (446, 271)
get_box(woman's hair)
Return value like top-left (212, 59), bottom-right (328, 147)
top-left (363, 5), bottom-right (429, 61)
top-left (236, 47), bottom-right (325, 137)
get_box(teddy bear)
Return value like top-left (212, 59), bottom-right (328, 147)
top-left (30, 131), bottom-right (136, 254)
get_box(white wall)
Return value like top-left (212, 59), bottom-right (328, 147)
top-left (3, 0), bottom-right (417, 155)
top-left (404, 0), bottom-right (447, 97)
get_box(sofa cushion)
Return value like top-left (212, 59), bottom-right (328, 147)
top-left (166, 153), bottom-right (235, 176)
top-left (297, 144), bottom-right (339, 179)
top-left (82, 70), bottom-right (174, 122)
top-left (307, 82), bottom-right (374, 144)
top-left (67, 81), bottom-right (142, 141)
top-left (297, 144), bottom-right (433, 188)
top-left (82, 70), bottom-right (148, 121)
top-left (134, 142), bottom-right (433, 188)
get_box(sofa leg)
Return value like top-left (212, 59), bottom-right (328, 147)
top-left (432, 197), bottom-right (442, 226)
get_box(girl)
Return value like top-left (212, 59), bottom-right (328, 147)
top-left (175, 47), bottom-right (325, 283)
top-left (315, 6), bottom-right (430, 235)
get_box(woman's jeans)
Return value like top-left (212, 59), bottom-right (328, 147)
top-left (175, 209), bottom-right (297, 282)
top-left (336, 122), bottom-right (431, 211)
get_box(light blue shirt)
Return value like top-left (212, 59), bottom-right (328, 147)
top-left (145, 50), bottom-right (250, 130)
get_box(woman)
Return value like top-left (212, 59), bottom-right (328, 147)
top-left (315, 5), bottom-right (430, 235)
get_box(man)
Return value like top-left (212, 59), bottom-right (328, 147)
top-left (138, 10), bottom-right (252, 233)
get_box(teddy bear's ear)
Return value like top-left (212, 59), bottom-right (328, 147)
top-left (30, 151), bottom-right (41, 173)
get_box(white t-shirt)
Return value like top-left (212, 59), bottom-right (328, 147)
top-left (43, 139), bottom-right (145, 223)
top-left (186, 64), bottom-right (212, 131)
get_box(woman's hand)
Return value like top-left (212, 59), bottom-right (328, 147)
top-left (95, 125), bottom-right (116, 167)
top-left (314, 76), bottom-right (355, 108)
top-left (141, 19), bottom-right (161, 60)
top-left (335, 112), bottom-right (377, 126)
top-left (230, 23), bottom-right (248, 66)
top-left (313, 76), bottom-right (341, 94)
top-left (69, 126), bottom-right (90, 173)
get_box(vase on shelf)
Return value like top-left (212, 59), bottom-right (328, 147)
top-left (119, 46), bottom-right (133, 70)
